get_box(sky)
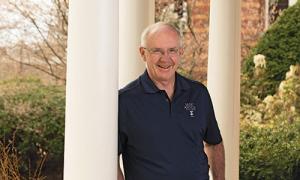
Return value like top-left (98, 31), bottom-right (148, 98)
top-left (0, 0), bottom-right (54, 47)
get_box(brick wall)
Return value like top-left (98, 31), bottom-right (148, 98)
top-left (155, 0), bottom-right (266, 83)
top-left (241, 0), bottom-right (266, 61)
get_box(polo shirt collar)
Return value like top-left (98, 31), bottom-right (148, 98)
top-left (140, 70), bottom-right (190, 94)
top-left (175, 72), bottom-right (190, 92)
top-left (140, 70), bottom-right (160, 93)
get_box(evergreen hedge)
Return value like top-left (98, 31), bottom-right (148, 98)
top-left (240, 120), bottom-right (300, 180)
top-left (242, 1), bottom-right (300, 98)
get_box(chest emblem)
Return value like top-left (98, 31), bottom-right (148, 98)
top-left (184, 103), bottom-right (196, 117)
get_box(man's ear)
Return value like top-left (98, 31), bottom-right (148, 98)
top-left (139, 47), bottom-right (146, 62)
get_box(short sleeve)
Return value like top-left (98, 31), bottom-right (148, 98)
top-left (203, 88), bottom-right (222, 145)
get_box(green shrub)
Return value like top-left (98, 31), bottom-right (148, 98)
top-left (240, 119), bottom-right (300, 180)
top-left (240, 62), bottom-right (300, 179)
top-left (242, 1), bottom-right (300, 98)
top-left (0, 78), bottom-right (65, 178)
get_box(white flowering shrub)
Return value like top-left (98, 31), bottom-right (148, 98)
top-left (156, 1), bottom-right (189, 33)
top-left (241, 64), bottom-right (300, 124)
top-left (253, 54), bottom-right (266, 68)
top-left (253, 54), bottom-right (267, 77)
top-left (240, 64), bottom-right (300, 179)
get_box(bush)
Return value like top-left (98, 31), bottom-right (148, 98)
top-left (241, 64), bottom-right (300, 123)
top-left (240, 63), bottom-right (300, 179)
top-left (0, 78), bottom-right (65, 178)
top-left (242, 1), bottom-right (300, 98)
top-left (0, 135), bottom-right (46, 180)
top-left (240, 119), bottom-right (300, 180)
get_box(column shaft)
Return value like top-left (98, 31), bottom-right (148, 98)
top-left (119, 0), bottom-right (155, 88)
top-left (208, 0), bottom-right (241, 179)
top-left (64, 1), bottom-right (119, 179)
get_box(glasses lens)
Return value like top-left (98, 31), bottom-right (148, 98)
top-left (145, 48), bottom-right (179, 57)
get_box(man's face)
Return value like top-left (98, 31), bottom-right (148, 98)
top-left (140, 27), bottom-right (182, 84)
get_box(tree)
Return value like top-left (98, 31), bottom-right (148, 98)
top-left (0, 0), bottom-right (68, 83)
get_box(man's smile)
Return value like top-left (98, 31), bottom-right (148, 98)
top-left (157, 64), bottom-right (172, 70)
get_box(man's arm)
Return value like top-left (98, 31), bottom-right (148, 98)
top-left (118, 157), bottom-right (125, 180)
top-left (204, 142), bottom-right (225, 180)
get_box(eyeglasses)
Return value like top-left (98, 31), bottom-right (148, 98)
top-left (143, 47), bottom-right (181, 58)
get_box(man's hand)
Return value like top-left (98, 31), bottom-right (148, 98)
top-left (118, 157), bottom-right (125, 180)
top-left (204, 142), bottom-right (225, 180)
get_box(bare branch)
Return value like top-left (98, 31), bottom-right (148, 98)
top-left (7, 54), bottom-right (65, 82)
top-left (187, 0), bottom-right (201, 47)
top-left (9, 2), bottom-right (66, 66)
top-left (55, 0), bottom-right (68, 26)
top-left (1, 0), bottom-right (68, 83)
top-left (36, 43), bottom-right (55, 76)
top-left (1, 47), bottom-right (65, 82)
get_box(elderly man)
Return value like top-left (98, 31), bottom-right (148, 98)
top-left (118, 22), bottom-right (225, 180)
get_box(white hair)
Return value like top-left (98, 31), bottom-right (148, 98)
top-left (140, 22), bottom-right (183, 47)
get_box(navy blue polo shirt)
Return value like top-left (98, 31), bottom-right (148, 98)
top-left (118, 70), bottom-right (222, 180)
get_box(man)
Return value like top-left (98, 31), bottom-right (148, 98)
top-left (118, 22), bottom-right (225, 180)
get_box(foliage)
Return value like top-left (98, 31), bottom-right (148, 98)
top-left (0, 135), bottom-right (46, 180)
top-left (0, 77), bottom-right (65, 178)
top-left (241, 64), bottom-right (300, 124)
top-left (240, 63), bottom-right (300, 179)
top-left (242, 1), bottom-right (300, 98)
top-left (240, 119), bottom-right (300, 180)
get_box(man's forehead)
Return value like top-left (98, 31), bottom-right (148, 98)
top-left (148, 25), bottom-right (178, 37)
top-left (146, 27), bottom-right (180, 45)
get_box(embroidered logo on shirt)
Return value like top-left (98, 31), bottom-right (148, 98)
top-left (184, 103), bottom-right (196, 117)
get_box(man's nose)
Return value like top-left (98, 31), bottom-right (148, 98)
top-left (161, 51), bottom-right (171, 60)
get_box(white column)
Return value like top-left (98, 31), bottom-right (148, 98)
top-left (64, 1), bottom-right (118, 180)
top-left (119, 0), bottom-right (155, 88)
top-left (207, 0), bottom-right (240, 179)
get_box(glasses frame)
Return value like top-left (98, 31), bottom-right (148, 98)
top-left (143, 47), bottom-right (182, 58)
